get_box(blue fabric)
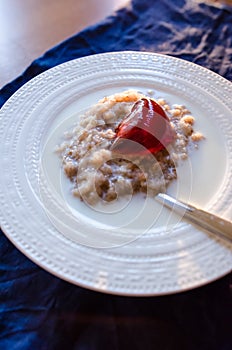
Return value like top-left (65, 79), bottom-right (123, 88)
top-left (0, 0), bottom-right (232, 349)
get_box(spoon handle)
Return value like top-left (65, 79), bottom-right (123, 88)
top-left (156, 193), bottom-right (232, 242)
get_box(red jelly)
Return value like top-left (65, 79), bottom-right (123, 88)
top-left (111, 98), bottom-right (175, 155)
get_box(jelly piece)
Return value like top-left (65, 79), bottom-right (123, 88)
top-left (112, 98), bottom-right (175, 155)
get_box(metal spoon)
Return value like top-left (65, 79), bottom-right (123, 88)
top-left (156, 193), bottom-right (232, 242)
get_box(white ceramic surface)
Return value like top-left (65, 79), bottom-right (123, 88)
top-left (0, 51), bottom-right (232, 295)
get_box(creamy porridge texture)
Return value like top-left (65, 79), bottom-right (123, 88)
top-left (56, 90), bottom-right (204, 204)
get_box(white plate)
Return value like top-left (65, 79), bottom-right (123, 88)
top-left (0, 51), bottom-right (232, 296)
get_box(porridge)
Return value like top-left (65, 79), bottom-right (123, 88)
top-left (56, 90), bottom-right (204, 204)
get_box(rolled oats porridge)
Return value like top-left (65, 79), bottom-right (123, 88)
top-left (56, 90), bottom-right (204, 204)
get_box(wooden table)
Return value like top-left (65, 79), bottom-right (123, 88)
top-left (0, 0), bottom-right (127, 88)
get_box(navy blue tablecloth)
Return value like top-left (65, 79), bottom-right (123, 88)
top-left (0, 0), bottom-right (232, 349)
